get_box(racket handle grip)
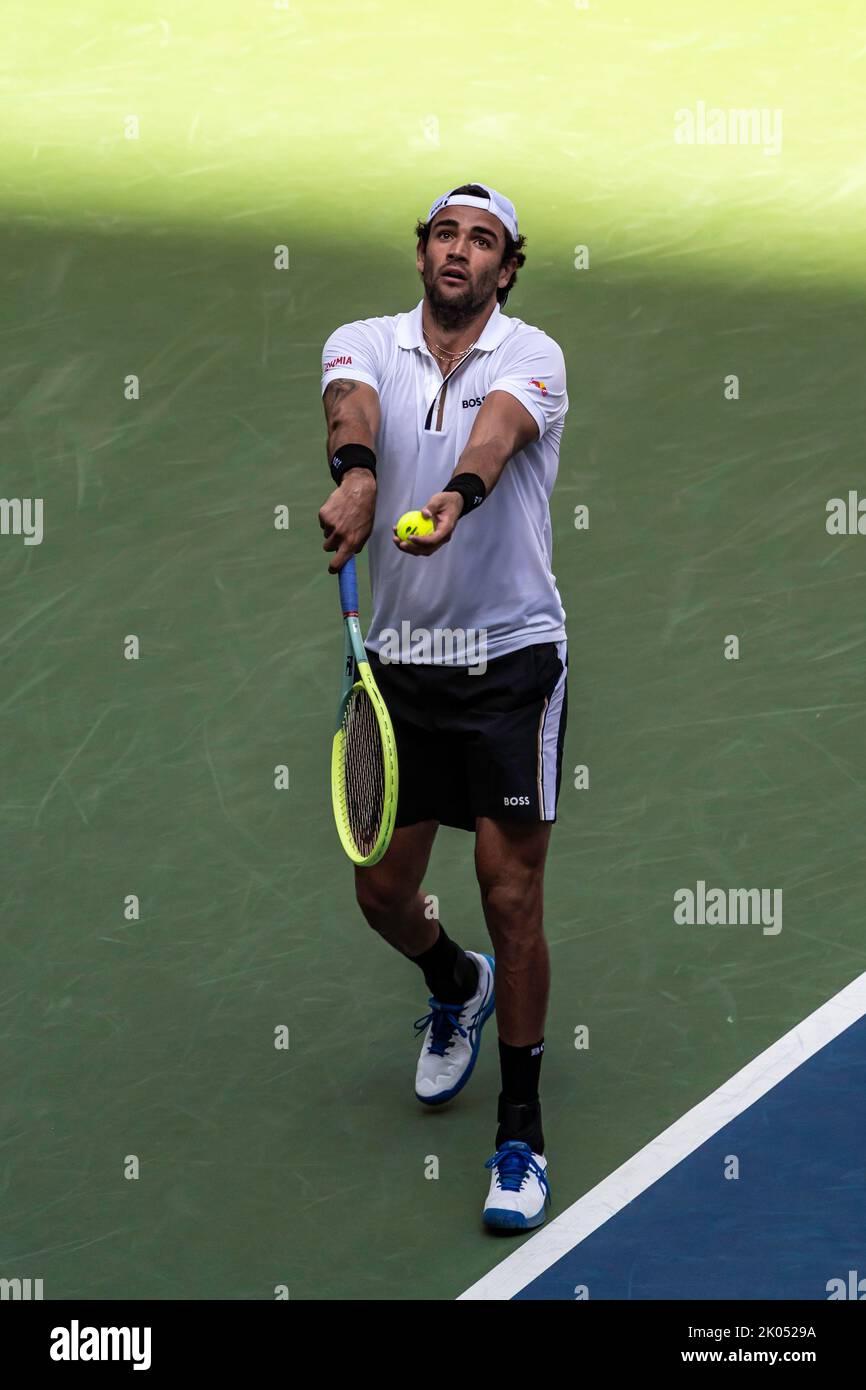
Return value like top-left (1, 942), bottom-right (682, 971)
top-left (338, 554), bottom-right (359, 614)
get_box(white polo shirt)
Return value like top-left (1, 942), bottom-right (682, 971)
top-left (321, 298), bottom-right (568, 666)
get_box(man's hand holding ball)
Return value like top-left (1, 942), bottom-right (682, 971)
top-left (393, 493), bottom-right (464, 557)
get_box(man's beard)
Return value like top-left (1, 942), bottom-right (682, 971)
top-left (422, 262), bottom-right (500, 333)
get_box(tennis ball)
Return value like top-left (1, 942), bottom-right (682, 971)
top-left (395, 510), bottom-right (434, 541)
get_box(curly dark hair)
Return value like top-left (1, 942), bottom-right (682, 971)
top-left (414, 184), bottom-right (527, 306)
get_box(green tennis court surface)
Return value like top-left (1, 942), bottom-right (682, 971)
top-left (2, 2), bottom-right (864, 1299)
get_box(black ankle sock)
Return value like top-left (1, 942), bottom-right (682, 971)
top-left (498, 1037), bottom-right (545, 1104)
top-left (410, 924), bottom-right (479, 1003)
top-left (495, 1092), bottom-right (545, 1155)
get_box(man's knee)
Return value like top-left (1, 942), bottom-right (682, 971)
top-left (355, 864), bottom-right (416, 920)
top-left (354, 821), bottom-right (437, 921)
top-left (478, 871), bottom-right (541, 918)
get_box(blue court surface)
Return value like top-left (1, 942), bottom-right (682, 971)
top-left (461, 974), bottom-right (866, 1301)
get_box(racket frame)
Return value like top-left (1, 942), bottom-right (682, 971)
top-left (331, 555), bottom-right (399, 866)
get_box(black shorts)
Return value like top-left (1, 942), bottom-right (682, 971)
top-left (365, 640), bottom-right (568, 832)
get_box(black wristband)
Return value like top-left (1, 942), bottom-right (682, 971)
top-left (330, 443), bottom-right (377, 487)
top-left (443, 472), bottom-right (487, 516)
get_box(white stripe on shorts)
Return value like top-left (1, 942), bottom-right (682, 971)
top-left (536, 639), bottom-right (567, 820)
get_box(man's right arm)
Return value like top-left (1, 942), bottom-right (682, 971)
top-left (323, 378), bottom-right (380, 458)
top-left (318, 378), bottom-right (381, 574)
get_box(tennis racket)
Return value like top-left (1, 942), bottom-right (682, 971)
top-left (331, 554), bottom-right (399, 865)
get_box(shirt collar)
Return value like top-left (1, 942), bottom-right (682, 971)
top-left (396, 298), bottom-right (511, 353)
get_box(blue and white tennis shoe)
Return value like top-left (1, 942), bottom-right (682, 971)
top-left (482, 1141), bottom-right (551, 1229)
top-left (413, 951), bottom-right (496, 1106)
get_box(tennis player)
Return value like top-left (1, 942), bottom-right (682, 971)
top-left (318, 184), bottom-right (568, 1230)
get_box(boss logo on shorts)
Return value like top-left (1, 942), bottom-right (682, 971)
top-left (503, 795), bottom-right (531, 806)
top-left (462, 396), bottom-right (485, 409)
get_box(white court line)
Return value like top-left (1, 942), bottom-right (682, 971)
top-left (458, 969), bottom-right (866, 1300)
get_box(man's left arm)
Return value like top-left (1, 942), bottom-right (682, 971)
top-left (394, 335), bottom-right (566, 556)
top-left (453, 388), bottom-right (540, 489)
top-left (392, 393), bottom-right (536, 555)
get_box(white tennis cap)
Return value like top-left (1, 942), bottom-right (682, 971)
top-left (426, 184), bottom-right (518, 242)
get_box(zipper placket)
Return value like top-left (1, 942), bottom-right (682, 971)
top-left (423, 350), bottom-right (477, 433)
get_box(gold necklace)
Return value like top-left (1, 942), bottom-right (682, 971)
top-left (422, 327), bottom-right (479, 365)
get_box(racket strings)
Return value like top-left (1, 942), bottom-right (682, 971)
top-left (341, 686), bottom-right (386, 855)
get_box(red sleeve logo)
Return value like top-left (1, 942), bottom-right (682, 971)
top-left (529, 377), bottom-right (548, 396)
top-left (324, 354), bottom-right (353, 371)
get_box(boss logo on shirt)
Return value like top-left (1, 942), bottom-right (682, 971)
top-left (462, 396), bottom-right (485, 409)
top-left (503, 795), bottom-right (531, 806)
